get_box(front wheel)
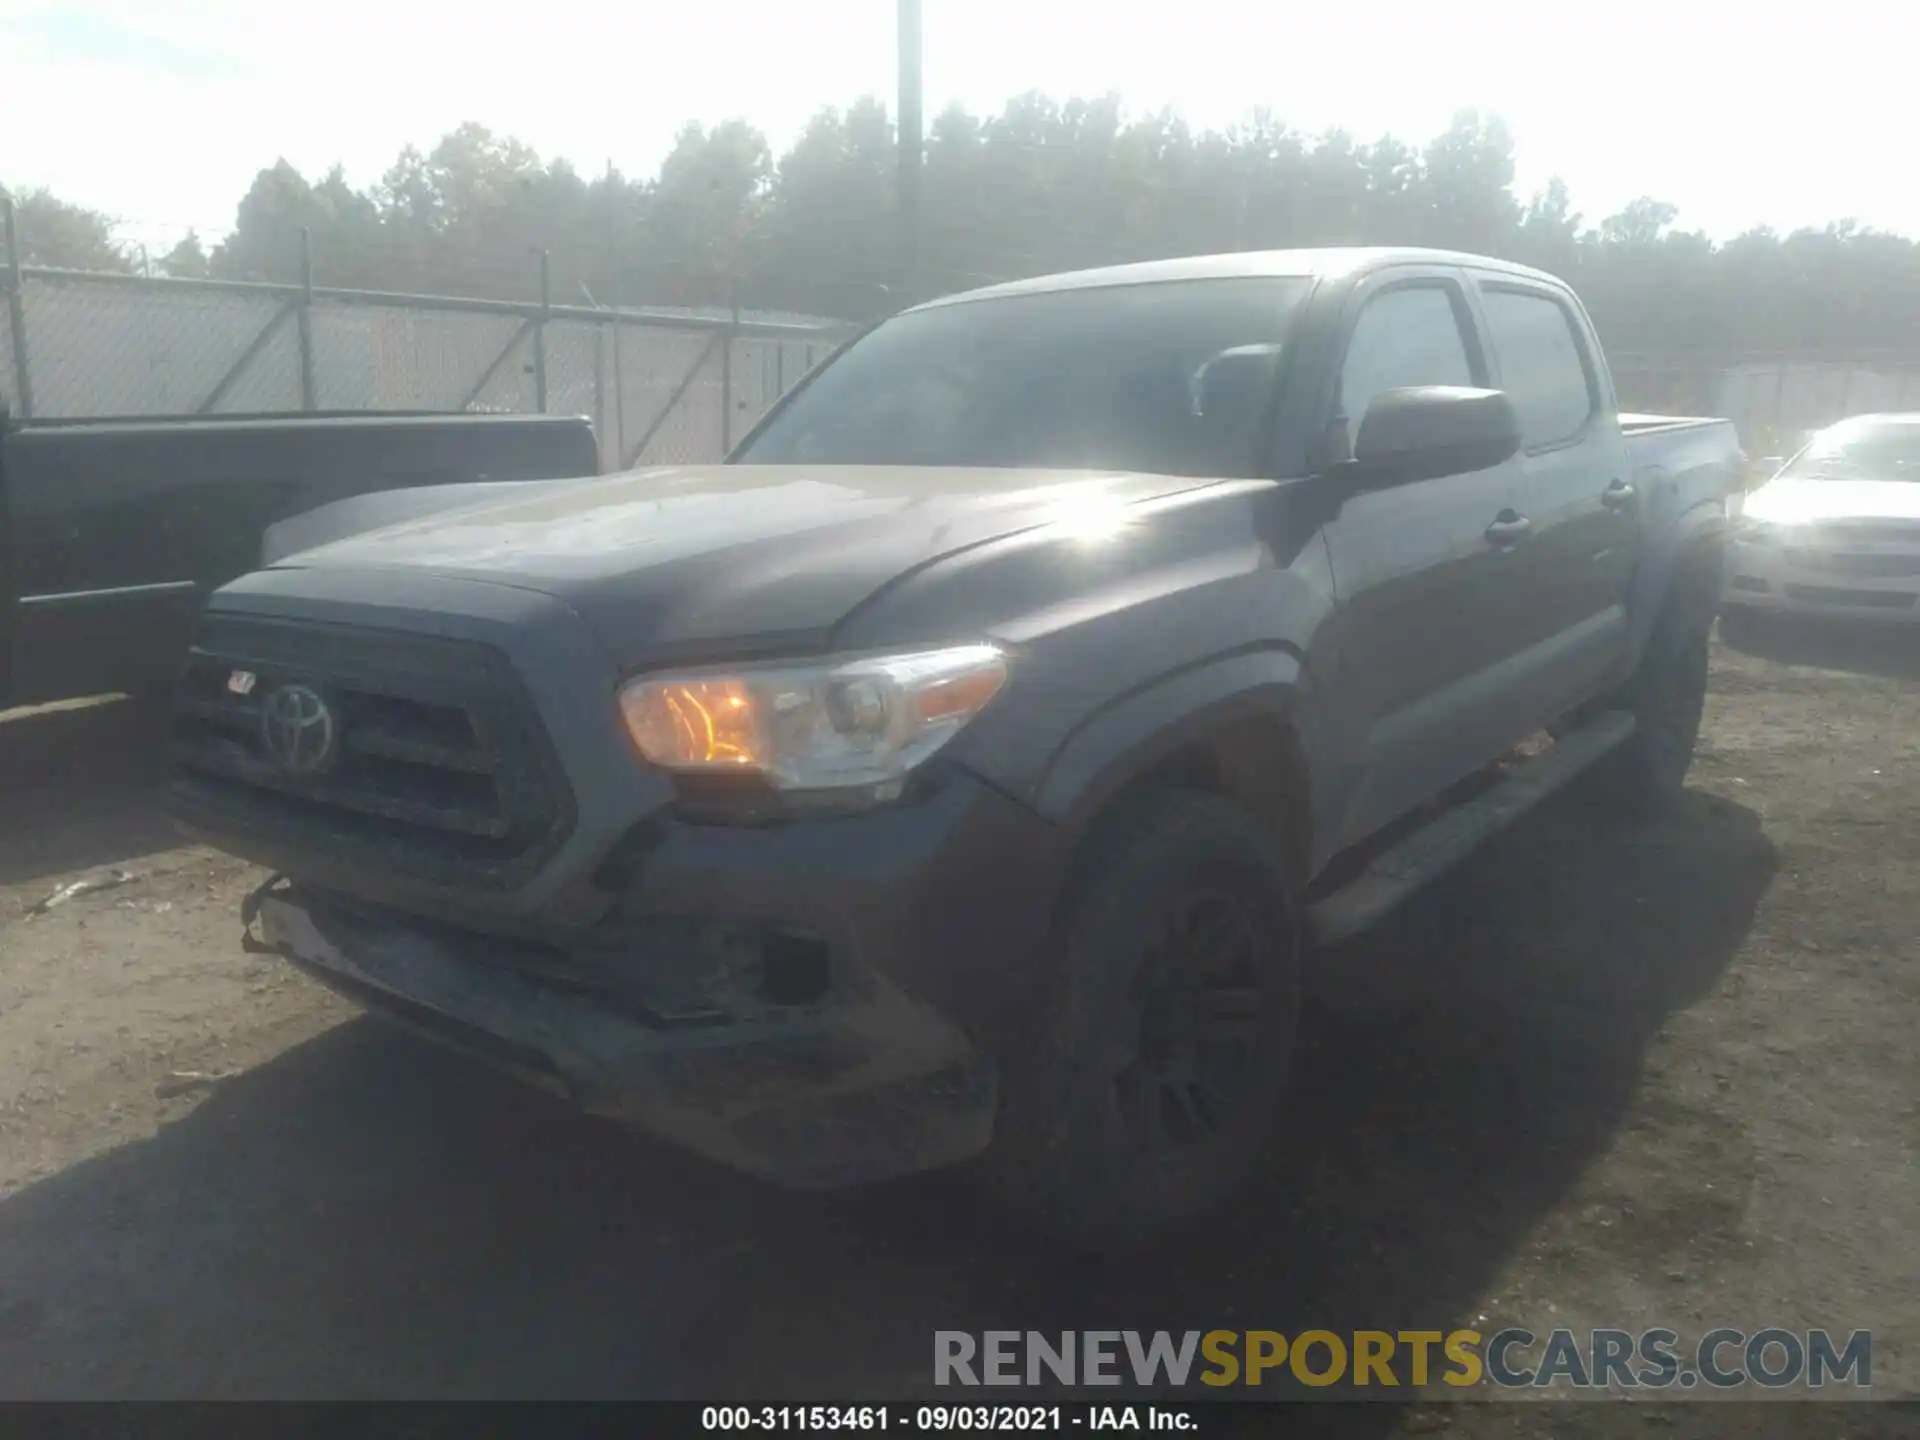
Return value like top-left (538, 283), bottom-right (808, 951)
top-left (973, 790), bottom-right (1301, 1249)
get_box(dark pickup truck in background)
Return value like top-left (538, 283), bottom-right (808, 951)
top-left (0, 410), bottom-right (598, 710)
top-left (172, 247), bottom-right (1745, 1245)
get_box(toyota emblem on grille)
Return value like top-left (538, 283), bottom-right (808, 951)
top-left (259, 684), bottom-right (339, 777)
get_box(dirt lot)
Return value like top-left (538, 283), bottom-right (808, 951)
top-left (1, 624), bottom-right (1916, 1427)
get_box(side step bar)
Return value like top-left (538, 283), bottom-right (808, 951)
top-left (1303, 710), bottom-right (1638, 946)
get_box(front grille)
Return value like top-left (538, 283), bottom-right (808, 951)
top-left (1782, 584), bottom-right (1917, 610)
top-left (171, 614), bottom-right (575, 890)
top-left (1783, 547), bottom-right (1920, 579)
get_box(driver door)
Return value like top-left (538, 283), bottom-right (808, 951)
top-left (1316, 268), bottom-right (1537, 849)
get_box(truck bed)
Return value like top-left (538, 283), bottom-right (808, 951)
top-left (1, 411), bottom-right (598, 707)
top-left (1618, 413), bottom-right (1731, 435)
top-left (1621, 413), bottom-right (1744, 503)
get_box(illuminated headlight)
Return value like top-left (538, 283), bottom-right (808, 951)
top-left (618, 645), bottom-right (1008, 803)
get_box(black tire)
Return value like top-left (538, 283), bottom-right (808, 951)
top-left (973, 789), bottom-right (1301, 1249)
top-left (1581, 587), bottom-right (1714, 819)
top-left (1717, 607), bottom-right (1766, 650)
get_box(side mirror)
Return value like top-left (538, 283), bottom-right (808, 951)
top-left (1349, 386), bottom-right (1523, 489)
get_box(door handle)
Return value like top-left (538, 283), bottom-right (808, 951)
top-left (1484, 512), bottom-right (1531, 547)
top-left (1601, 479), bottom-right (1637, 509)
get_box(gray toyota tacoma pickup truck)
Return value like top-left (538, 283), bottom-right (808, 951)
top-left (169, 248), bottom-right (1743, 1243)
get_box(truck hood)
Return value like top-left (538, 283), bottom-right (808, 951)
top-left (262, 463), bottom-right (1215, 668)
top-left (261, 477), bottom-right (571, 566)
top-left (1743, 477), bottom-right (1920, 527)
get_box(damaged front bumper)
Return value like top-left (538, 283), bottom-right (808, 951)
top-left (246, 879), bottom-right (999, 1189)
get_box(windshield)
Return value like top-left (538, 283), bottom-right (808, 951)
top-left (1779, 419), bottom-right (1920, 482)
top-left (735, 277), bottom-right (1312, 476)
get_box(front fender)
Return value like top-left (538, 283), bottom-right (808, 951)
top-left (1032, 647), bottom-right (1307, 827)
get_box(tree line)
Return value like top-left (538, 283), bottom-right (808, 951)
top-left (9, 96), bottom-right (1920, 360)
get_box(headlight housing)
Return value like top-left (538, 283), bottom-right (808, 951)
top-left (618, 644), bottom-right (1008, 805)
top-left (1735, 516), bottom-right (1785, 546)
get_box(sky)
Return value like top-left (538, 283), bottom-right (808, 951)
top-left (0, 0), bottom-right (1911, 254)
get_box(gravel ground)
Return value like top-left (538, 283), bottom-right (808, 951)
top-left (0, 624), bottom-right (1915, 1432)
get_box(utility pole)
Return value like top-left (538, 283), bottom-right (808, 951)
top-left (895, 0), bottom-right (923, 301)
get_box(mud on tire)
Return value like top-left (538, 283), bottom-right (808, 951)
top-left (972, 789), bottom-right (1301, 1249)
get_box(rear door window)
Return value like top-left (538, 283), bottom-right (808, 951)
top-left (1479, 287), bottom-right (1597, 449)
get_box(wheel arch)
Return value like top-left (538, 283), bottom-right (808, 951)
top-left (1033, 648), bottom-right (1318, 891)
top-left (1625, 493), bottom-right (1730, 668)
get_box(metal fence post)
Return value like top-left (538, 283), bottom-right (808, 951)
top-left (297, 227), bottom-right (317, 411)
top-left (720, 280), bottom-right (738, 454)
top-left (2, 192), bottom-right (35, 418)
top-left (612, 308), bottom-right (627, 467)
top-left (896, 0), bottom-right (923, 296)
top-left (534, 249), bottom-right (550, 413)
top-left (593, 317), bottom-right (607, 466)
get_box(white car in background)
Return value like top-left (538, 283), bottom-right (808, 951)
top-left (1723, 413), bottom-right (1920, 640)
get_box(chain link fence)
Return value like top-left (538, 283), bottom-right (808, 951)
top-left (1606, 352), bottom-right (1920, 455)
top-left (12, 200), bottom-right (1920, 467)
top-left (0, 203), bottom-right (851, 471)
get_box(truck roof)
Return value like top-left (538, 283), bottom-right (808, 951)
top-left (913, 247), bottom-right (1566, 310)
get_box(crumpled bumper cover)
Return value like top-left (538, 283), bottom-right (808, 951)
top-left (249, 882), bottom-right (998, 1190)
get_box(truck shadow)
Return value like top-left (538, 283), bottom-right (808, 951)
top-left (1718, 614), bottom-right (1920, 682)
top-left (0, 790), bottom-right (1775, 1421)
top-left (0, 695), bottom-right (178, 889)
